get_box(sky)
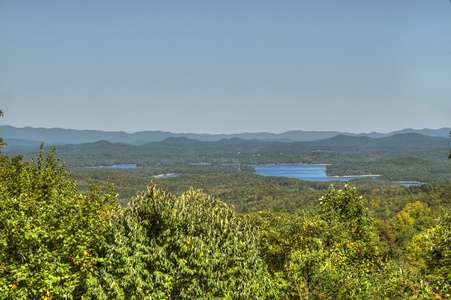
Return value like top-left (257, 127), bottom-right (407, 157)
top-left (1, 0), bottom-right (450, 134)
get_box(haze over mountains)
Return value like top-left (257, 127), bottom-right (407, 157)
top-left (35, 133), bottom-right (451, 157)
top-left (2, 126), bottom-right (449, 182)
top-left (1, 125), bottom-right (450, 150)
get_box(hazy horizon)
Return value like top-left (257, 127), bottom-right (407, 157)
top-left (1, 123), bottom-right (450, 136)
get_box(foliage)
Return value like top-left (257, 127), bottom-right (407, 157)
top-left (0, 144), bottom-right (119, 299)
top-left (251, 184), bottom-right (437, 299)
top-left (327, 150), bottom-right (451, 182)
top-left (0, 110), bottom-right (5, 148)
top-left (250, 211), bottom-right (330, 299)
top-left (389, 201), bottom-right (437, 249)
top-left (70, 164), bottom-right (254, 204)
top-left (315, 184), bottom-right (382, 298)
top-left (90, 185), bottom-right (279, 299)
top-left (425, 214), bottom-right (451, 298)
top-left (403, 213), bottom-right (451, 298)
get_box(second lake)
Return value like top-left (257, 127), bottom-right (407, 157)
top-left (253, 164), bottom-right (368, 182)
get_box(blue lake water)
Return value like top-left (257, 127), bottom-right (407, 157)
top-left (395, 182), bottom-right (421, 187)
top-left (112, 164), bottom-right (138, 169)
top-left (253, 164), bottom-right (365, 182)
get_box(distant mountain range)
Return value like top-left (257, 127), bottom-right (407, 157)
top-left (51, 133), bottom-right (451, 156)
top-left (1, 125), bottom-right (450, 151)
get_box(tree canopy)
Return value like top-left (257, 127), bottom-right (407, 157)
top-left (0, 145), bottom-right (119, 299)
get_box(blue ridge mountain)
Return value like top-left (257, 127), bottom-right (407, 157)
top-left (1, 125), bottom-right (450, 149)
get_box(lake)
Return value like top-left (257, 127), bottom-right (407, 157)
top-left (112, 164), bottom-right (138, 169)
top-left (253, 164), bottom-right (370, 182)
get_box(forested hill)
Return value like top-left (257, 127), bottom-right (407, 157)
top-left (14, 132), bottom-right (451, 154)
top-left (1, 125), bottom-right (450, 147)
top-left (4, 133), bottom-right (449, 169)
top-left (314, 133), bottom-right (450, 152)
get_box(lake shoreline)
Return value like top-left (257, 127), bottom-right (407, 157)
top-left (153, 173), bottom-right (178, 179)
top-left (253, 164), bottom-right (378, 182)
top-left (255, 163), bottom-right (331, 166)
top-left (328, 174), bottom-right (381, 178)
top-left (254, 164), bottom-right (380, 181)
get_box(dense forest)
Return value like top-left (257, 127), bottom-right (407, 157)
top-left (1, 122), bottom-right (451, 298)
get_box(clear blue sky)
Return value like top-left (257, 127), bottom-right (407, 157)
top-left (1, 0), bottom-right (450, 134)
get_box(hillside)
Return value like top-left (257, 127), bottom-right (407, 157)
top-left (5, 133), bottom-right (448, 158)
top-left (1, 125), bottom-right (450, 149)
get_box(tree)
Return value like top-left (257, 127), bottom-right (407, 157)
top-left (0, 110), bottom-right (5, 148)
top-left (425, 214), bottom-right (451, 298)
top-left (89, 185), bottom-right (279, 299)
top-left (0, 144), bottom-right (119, 299)
top-left (250, 211), bottom-right (330, 299)
top-left (389, 201), bottom-right (436, 249)
top-left (252, 184), bottom-right (431, 299)
top-left (319, 183), bottom-right (380, 264)
top-left (449, 131), bottom-right (451, 159)
top-left (312, 184), bottom-right (433, 298)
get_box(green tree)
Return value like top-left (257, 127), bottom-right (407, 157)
top-left (0, 144), bottom-right (119, 299)
top-left (90, 185), bottom-right (279, 299)
top-left (318, 183), bottom-right (380, 266)
top-left (251, 184), bottom-right (428, 299)
top-left (250, 211), bottom-right (329, 299)
top-left (0, 110), bottom-right (6, 148)
top-left (389, 201), bottom-right (436, 249)
top-left (425, 214), bottom-right (451, 298)
top-left (311, 184), bottom-right (432, 299)
top-left (404, 213), bottom-right (451, 298)
top-left (449, 130), bottom-right (451, 159)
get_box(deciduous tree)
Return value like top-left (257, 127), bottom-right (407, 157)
top-left (0, 145), bottom-right (119, 299)
top-left (426, 214), bottom-right (451, 298)
top-left (90, 185), bottom-right (279, 299)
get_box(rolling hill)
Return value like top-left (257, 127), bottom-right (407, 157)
top-left (1, 125), bottom-right (450, 150)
